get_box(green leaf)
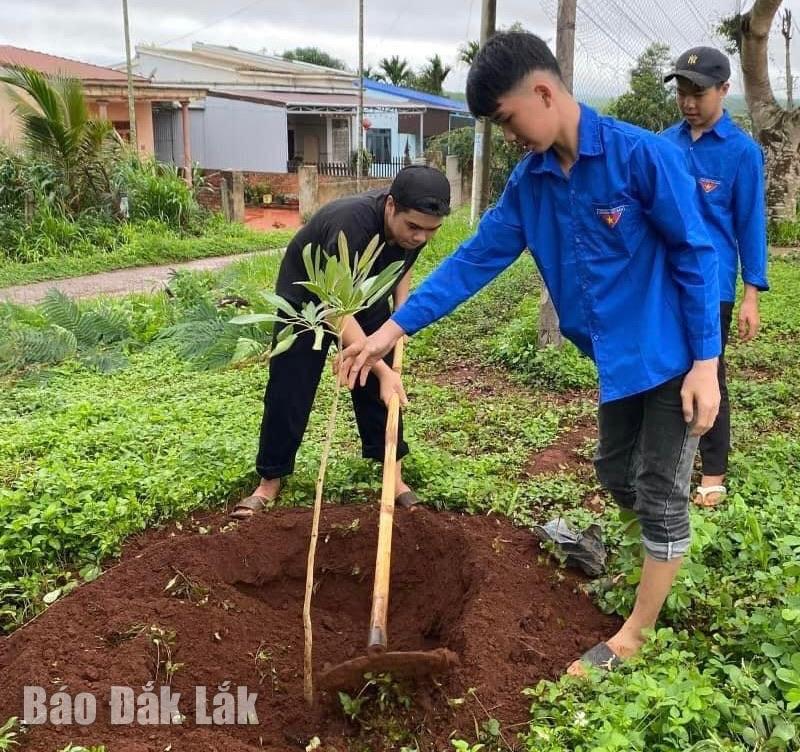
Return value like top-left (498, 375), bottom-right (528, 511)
top-left (294, 281), bottom-right (329, 301)
top-left (776, 668), bottom-right (800, 686)
top-left (356, 233), bottom-right (383, 275)
top-left (230, 337), bottom-right (266, 364)
top-left (43, 588), bottom-right (62, 605)
top-left (277, 324), bottom-right (295, 342)
top-left (269, 333), bottom-right (297, 358)
top-left (337, 231), bottom-right (351, 274)
top-left (771, 721), bottom-right (797, 743)
top-left (41, 289), bottom-right (81, 331)
top-left (762, 643), bottom-right (785, 658)
top-left (230, 313), bottom-right (283, 326)
top-left (262, 292), bottom-right (298, 318)
top-left (302, 242), bottom-right (317, 283)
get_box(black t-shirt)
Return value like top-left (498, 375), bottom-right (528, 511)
top-left (275, 189), bottom-right (423, 331)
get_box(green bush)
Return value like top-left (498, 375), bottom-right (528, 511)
top-left (114, 156), bottom-right (199, 230)
top-left (490, 296), bottom-right (597, 391)
top-left (428, 126), bottom-right (525, 202)
top-left (768, 217), bottom-right (800, 247)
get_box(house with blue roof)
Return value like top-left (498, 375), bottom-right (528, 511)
top-left (122, 43), bottom-right (473, 174)
top-left (360, 79), bottom-right (473, 162)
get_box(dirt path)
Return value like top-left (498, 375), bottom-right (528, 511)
top-left (0, 249), bottom-right (284, 305)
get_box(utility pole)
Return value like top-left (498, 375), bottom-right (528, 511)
top-left (356, 0), bottom-right (365, 190)
top-left (781, 8), bottom-right (793, 109)
top-left (122, 0), bottom-right (138, 150)
top-left (469, 0), bottom-right (496, 225)
top-left (538, 0), bottom-right (575, 347)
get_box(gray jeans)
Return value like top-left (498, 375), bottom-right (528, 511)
top-left (595, 375), bottom-right (698, 561)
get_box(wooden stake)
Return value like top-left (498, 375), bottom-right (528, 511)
top-left (303, 334), bottom-right (342, 705)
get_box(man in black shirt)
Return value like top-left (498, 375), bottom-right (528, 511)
top-left (231, 166), bottom-right (451, 519)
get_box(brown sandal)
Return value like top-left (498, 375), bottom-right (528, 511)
top-left (395, 491), bottom-right (420, 510)
top-left (229, 494), bottom-right (273, 520)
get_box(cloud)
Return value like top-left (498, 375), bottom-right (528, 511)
top-left (3, 0), bottom-right (799, 99)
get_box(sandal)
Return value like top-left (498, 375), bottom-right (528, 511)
top-left (693, 485), bottom-right (727, 508)
top-left (577, 642), bottom-right (622, 672)
top-left (395, 491), bottom-right (420, 510)
top-left (229, 494), bottom-right (275, 520)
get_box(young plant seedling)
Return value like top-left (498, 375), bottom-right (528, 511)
top-left (231, 232), bottom-right (404, 705)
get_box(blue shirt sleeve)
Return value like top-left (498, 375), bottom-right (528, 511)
top-left (391, 165), bottom-right (527, 336)
top-left (733, 142), bottom-right (769, 292)
top-left (631, 137), bottom-right (722, 361)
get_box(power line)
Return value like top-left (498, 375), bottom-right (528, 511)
top-left (466, 0), bottom-right (476, 39)
top-left (613, 0), bottom-right (663, 40)
top-left (576, 2), bottom-right (637, 62)
top-left (604, 0), bottom-right (659, 44)
top-left (682, 0), bottom-right (708, 30)
top-left (158, 0), bottom-right (268, 46)
top-left (633, 0), bottom-right (695, 48)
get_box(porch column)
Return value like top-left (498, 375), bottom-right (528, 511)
top-left (97, 100), bottom-right (109, 120)
top-left (325, 115), bottom-right (333, 162)
top-left (419, 111), bottom-right (425, 157)
top-left (180, 100), bottom-right (192, 186)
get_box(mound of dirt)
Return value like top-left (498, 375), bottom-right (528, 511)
top-left (0, 503), bottom-right (620, 751)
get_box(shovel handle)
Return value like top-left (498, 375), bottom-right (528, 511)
top-left (368, 336), bottom-right (405, 654)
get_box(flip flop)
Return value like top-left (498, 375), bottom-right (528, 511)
top-left (229, 494), bottom-right (274, 520)
top-left (578, 642), bottom-right (622, 672)
top-left (395, 491), bottom-right (420, 510)
top-left (693, 485), bottom-right (727, 508)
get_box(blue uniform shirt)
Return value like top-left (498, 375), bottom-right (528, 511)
top-left (392, 105), bottom-right (721, 403)
top-left (662, 111), bottom-right (769, 302)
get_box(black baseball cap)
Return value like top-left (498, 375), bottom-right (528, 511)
top-left (664, 47), bottom-right (731, 88)
top-left (389, 165), bottom-right (451, 217)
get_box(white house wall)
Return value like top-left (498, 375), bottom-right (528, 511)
top-left (165, 96), bottom-right (288, 172)
top-left (353, 110), bottom-right (400, 157)
top-left (203, 96), bottom-right (287, 171)
top-left (133, 51), bottom-right (243, 85)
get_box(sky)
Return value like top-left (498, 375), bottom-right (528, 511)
top-left (2, 0), bottom-right (800, 100)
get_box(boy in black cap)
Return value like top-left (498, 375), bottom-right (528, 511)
top-left (663, 47), bottom-right (769, 508)
top-left (230, 166), bottom-right (451, 519)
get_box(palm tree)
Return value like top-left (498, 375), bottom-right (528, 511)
top-left (377, 56), bottom-right (412, 87)
top-left (361, 64), bottom-right (378, 80)
top-left (0, 66), bottom-right (119, 214)
top-left (458, 40), bottom-right (480, 66)
top-left (415, 54), bottom-right (452, 96)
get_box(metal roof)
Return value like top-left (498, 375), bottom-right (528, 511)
top-left (212, 89), bottom-right (425, 114)
top-left (0, 45), bottom-right (147, 82)
top-left (361, 79), bottom-right (470, 113)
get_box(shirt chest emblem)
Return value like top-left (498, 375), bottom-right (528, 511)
top-left (699, 178), bottom-right (721, 193)
top-left (596, 205), bottom-right (626, 228)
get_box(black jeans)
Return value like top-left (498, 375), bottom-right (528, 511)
top-left (595, 375), bottom-right (699, 561)
top-left (699, 302), bottom-right (735, 476)
top-left (256, 322), bottom-right (408, 480)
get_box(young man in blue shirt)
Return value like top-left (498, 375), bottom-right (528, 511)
top-left (662, 47), bottom-right (769, 508)
top-left (337, 31), bottom-right (722, 674)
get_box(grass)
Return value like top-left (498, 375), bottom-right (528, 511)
top-left (0, 218), bottom-right (293, 288)
top-left (1, 209), bottom-right (798, 750)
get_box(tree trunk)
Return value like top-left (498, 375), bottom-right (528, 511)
top-left (782, 9), bottom-right (793, 109)
top-left (741, 0), bottom-right (800, 221)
